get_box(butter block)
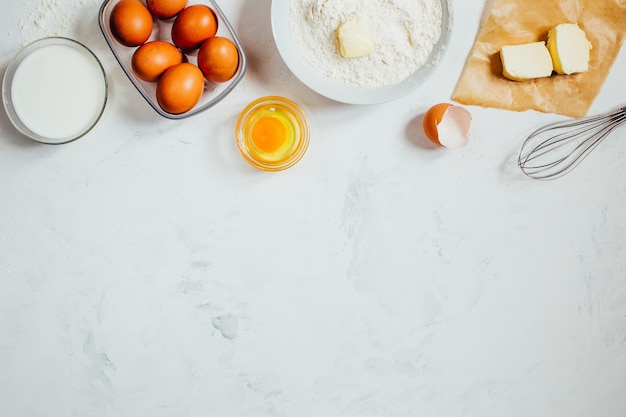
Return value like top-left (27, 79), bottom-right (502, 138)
top-left (336, 17), bottom-right (375, 59)
top-left (500, 42), bottom-right (554, 81)
top-left (547, 23), bottom-right (591, 75)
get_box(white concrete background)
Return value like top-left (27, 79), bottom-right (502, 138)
top-left (1, 1), bottom-right (625, 416)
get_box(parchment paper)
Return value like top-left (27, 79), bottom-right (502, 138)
top-left (452, 0), bottom-right (626, 117)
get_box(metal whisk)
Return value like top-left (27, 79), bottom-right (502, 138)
top-left (518, 106), bottom-right (626, 180)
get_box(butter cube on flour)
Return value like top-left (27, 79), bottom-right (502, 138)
top-left (547, 23), bottom-right (591, 75)
top-left (500, 42), bottom-right (554, 81)
top-left (336, 17), bottom-right (375, 59)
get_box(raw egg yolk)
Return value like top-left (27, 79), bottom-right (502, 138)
top-left (250, 116), bottom-right (288, 154)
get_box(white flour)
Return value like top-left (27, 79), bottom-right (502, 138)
top-left (15, 0), bottom-right (99, 46)
top-left (289, 0), bottom-right (443, 88)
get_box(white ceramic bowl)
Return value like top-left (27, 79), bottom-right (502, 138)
top-left (271, 0), bottom-right (452, 105)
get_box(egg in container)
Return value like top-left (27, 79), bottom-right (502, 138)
top-left (98, 0), bottom-right (247, 119)
top-left (236, 96), bottom-right (310, 171)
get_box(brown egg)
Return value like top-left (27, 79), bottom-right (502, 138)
top-left (171, 4), bottom-right (218, 51)
top-left (156, 62), bottom-right (205, 114)
top-left (109, 0), bottom-right (153, 47)
top-left (197, 36), bottom-right (239, 83)
top-left (146, 0), bottom-right (187, 19)
top-left (131, 40), bottom-right (183, 82)
top-left (423, 103), bottom-right (472, 148)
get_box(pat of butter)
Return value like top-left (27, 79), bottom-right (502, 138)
top-left (336, 17), bottom-right (375, 59)
top-left (547, 23), bottom-right (591, 75)
top-left (500, 42), bottom-right (554, 81)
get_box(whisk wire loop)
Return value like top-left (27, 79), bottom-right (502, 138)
top-left (518, 106), bottom-right (626, 180)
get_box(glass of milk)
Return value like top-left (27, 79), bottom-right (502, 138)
top-left (2, 37), bottom-right (108, 144)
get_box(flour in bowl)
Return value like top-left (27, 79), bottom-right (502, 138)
top-left (289, 0), bottom-right (443, 88)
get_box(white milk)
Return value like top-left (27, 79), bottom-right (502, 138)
top-left (11, 43), bottom-right (107, 140)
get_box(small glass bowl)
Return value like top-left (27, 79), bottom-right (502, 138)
top-left (98, 0), bottom-right (247, 119)
top-left (236, 96), bottom-right (310, 171)
top-left (2, 37), bottom-right (108, 144)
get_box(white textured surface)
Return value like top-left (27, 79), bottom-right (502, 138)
top-left (1, 1), bottom-right (625, 416)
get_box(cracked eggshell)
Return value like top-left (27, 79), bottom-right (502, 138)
top-left (423, 103), bottom-right (471, 148)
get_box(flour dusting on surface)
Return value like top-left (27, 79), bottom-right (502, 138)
top-left (289, 0), bottom-right (443, 88)
top-left (16, 0), bottom-right (100, 46)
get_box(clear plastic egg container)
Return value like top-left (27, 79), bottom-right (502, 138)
top-left (98, 0), bottom-right (247, 119)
